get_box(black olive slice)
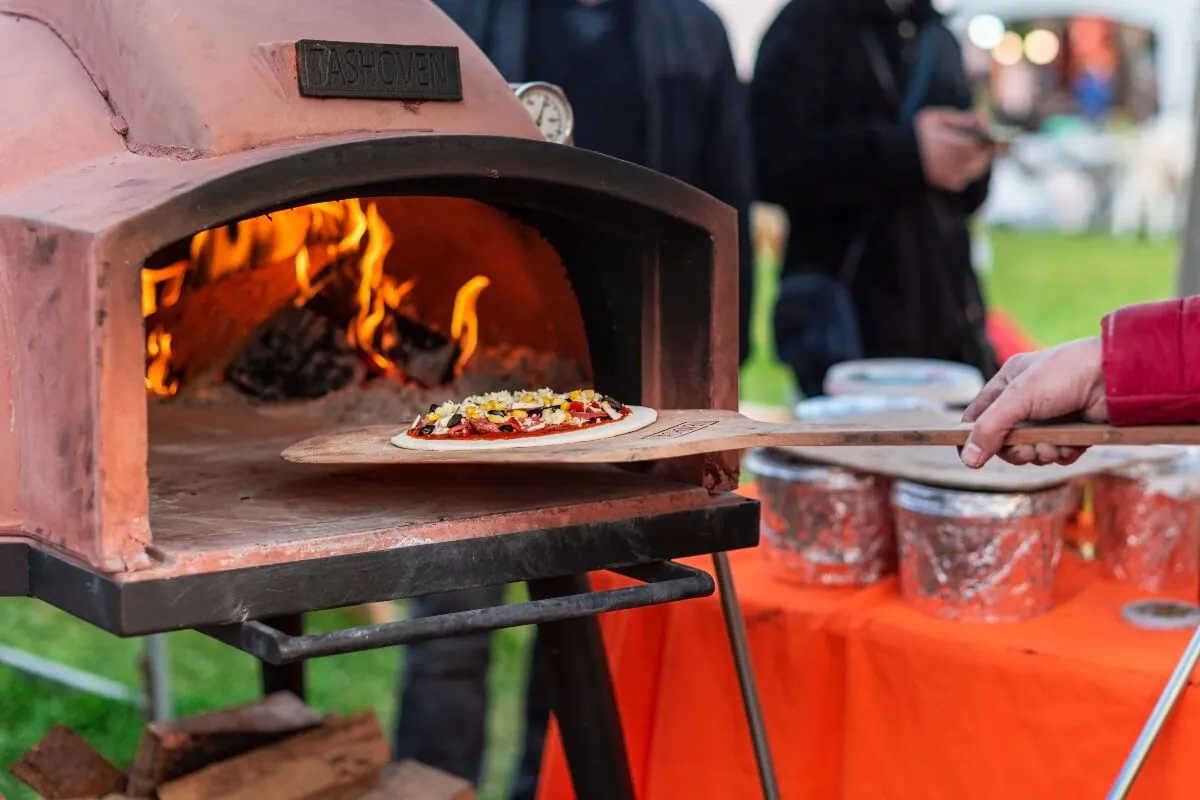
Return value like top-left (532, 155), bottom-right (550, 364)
top-left (418, 425), bottom-right (435, 435)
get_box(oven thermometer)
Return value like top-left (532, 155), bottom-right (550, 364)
top-left (512, 82), bottom-right (574, 145)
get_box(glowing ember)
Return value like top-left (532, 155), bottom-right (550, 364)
top-left (141, 198), bottom-right (491, 396)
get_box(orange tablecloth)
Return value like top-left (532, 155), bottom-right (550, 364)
top-left (987, 308), bottom-right (1040, 364)
top-left (537, 492), bottom-right (1200, 800)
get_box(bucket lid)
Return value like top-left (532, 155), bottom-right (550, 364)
top-left (794, 394), bottom-right (945, 421)
top-left (1121, 600), bottom-right (1200, 630)
top-left (823, 359), bottom-right (984, 406)
top-left (892, 480), bottom-right (1074, 519)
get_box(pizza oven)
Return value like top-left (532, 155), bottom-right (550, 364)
top-left (0, 3), bottom-right (771, 795)
top-left (0, 0), bottom-right (752, 625)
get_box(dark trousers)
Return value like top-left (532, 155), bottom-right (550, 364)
top-left (394, 586), bottom-right (550, 800)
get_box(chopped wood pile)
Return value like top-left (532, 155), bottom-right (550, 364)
top-left (8, 693), bottom-right (474, 800)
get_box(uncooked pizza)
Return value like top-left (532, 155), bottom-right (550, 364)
top-left (391, 388), bottom-right (658, 451)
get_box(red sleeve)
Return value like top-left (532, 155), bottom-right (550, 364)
top-left (1102, 297), bottom-right (1200, 425)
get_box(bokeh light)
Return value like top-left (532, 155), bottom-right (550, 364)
top-left (1024, 29), bottom-right (1061, 65)
top-left (992, 31), bottom-right (1024, 66)
top-left (967, 14), bottom-right (1006, 50)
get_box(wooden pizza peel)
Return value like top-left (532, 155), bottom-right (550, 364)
top-left (282, 408), bottom-right (1200, 466)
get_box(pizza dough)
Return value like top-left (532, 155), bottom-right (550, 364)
top-left (391, 405), bottom-right (658, 451)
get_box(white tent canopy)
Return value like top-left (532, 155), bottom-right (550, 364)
top-left (705, 0), bottom-right (1200, 118)
top-left (942, 0), bottom-right (1200, 118)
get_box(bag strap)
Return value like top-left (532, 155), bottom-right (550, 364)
top-left (838, 26), bottom-right (938, 283)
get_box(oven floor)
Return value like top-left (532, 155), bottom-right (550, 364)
top-left (138, 405), bottom-right (715, 579)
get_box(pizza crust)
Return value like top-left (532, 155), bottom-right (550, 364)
top-left (390, 405), bottom-right (658, 451)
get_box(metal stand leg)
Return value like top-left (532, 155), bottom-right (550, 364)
top-left (259, 615), bottom-right (306, 699)
top-left (140, 634), bottom-right (174, 721)
top-left (529, 574), bottom-right (635, 800)
top-left (712, 552), bottom-right (780, 800)
top-left (1107, 622), bottom-right (1200, 799)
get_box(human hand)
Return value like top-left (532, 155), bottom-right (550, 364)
top-left (959, 337), bottom-right (1108, 468)
top-left (915, 107), bottom-right (995, 192)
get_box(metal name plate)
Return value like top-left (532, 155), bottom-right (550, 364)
top-left (295, 40), bottom-right (463, 101)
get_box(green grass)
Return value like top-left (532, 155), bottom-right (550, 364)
top-left (738, 228), bottom-right (1179, 405)
top-left (0, 587), bottom-right (533, 800)
top-left (0, 229), bottom-right (1181, 799)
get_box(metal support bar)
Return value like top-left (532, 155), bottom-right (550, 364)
top-left (1106, 622), bottom-right (1200, 799)
top-left (530, 573), bottom-right (636, 800)
top-left (712, 551), bottom-right (780, 800)
top-left (258, 615), bottom-right (307, 698)
top-left (204, 561), bottom-right (713, 665)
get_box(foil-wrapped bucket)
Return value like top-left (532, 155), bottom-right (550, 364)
top-left (893, 481), bottom-right (1074, 622)
top-left (744, 448), bottom-right (893, 587)
top-left (1093, 449), bottom-right (1200, 599)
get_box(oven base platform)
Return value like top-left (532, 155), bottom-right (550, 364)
top-left (0, 496), bottom-right (758, 636)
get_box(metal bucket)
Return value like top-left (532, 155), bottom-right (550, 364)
top-left (744, 448), bottom-right (893, 587)
top-left (1093, 448), bottom-right (1200, 599)
top-left (893, 481), bottom-right (1075, 622)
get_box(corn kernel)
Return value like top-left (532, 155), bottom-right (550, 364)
top-left (426, 412), bottom-right (441, 422)
top-left (488, 414), bottom-right (505, 424)
top-left (559, 401), bottom-right (570, 410)
top-left (568, 390), bottom-right (581, 401)
top-left (512, 410), bottom-right (528, 419)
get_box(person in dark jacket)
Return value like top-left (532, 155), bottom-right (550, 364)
top-left (752, 0), bottom-right (999, 396)
top-left (394, 3), bottom-right (756, 798)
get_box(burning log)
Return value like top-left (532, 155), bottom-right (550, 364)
top-left (144, 249), bottom-right (336, 395)
top-left (386, 314), bottom-right (459, 388)
top-left (225, 305), bottom-right (364, 402)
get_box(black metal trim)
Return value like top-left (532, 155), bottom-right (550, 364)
top-left (0, 540), bottom-right (29, 596)
top-left (200, 561), bottom-right (712, 665)
top-left (6, 498), bottom-right (758, 636)
top-left (531, 573), bottom-right (636, 800)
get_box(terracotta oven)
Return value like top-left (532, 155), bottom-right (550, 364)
top-left (0, 2), bottom-right (765, 797)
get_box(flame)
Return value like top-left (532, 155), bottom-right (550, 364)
top-left (450, 275), bottom-right (491, 375)
top-left (140, 198), bottom-right (493, 395)
top-left (141, 263), bottom-right (188, 318)
top-left (145, 327), bottom-right (178, 397)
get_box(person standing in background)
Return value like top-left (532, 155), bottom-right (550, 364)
top-left (752, 0), bottom-right (999, 397)
top-left (395, 2), bottom-right (756, 799)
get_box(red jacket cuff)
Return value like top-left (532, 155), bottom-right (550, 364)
top-left (1102, 297), bottom-right (1200, 426)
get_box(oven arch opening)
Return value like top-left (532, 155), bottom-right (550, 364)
top-left (3, 133), bottom-right (735, 572)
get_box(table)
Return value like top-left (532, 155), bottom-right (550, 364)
top-left (537, 491), bottom-right (1200, 800)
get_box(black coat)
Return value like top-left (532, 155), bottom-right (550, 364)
top-left (433, 0), bottom-right (756, 363)
top-left (751, 0), bottom-right (997, 375)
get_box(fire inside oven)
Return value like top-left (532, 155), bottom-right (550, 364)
top-left (139, 196), bottom-right (593, 421)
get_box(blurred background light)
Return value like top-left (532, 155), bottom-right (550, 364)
top-left (967, 13), bottom-right (1007, 50)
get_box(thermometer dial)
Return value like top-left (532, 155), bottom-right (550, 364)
top-left (512, 82), bottom-right (574, 145)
